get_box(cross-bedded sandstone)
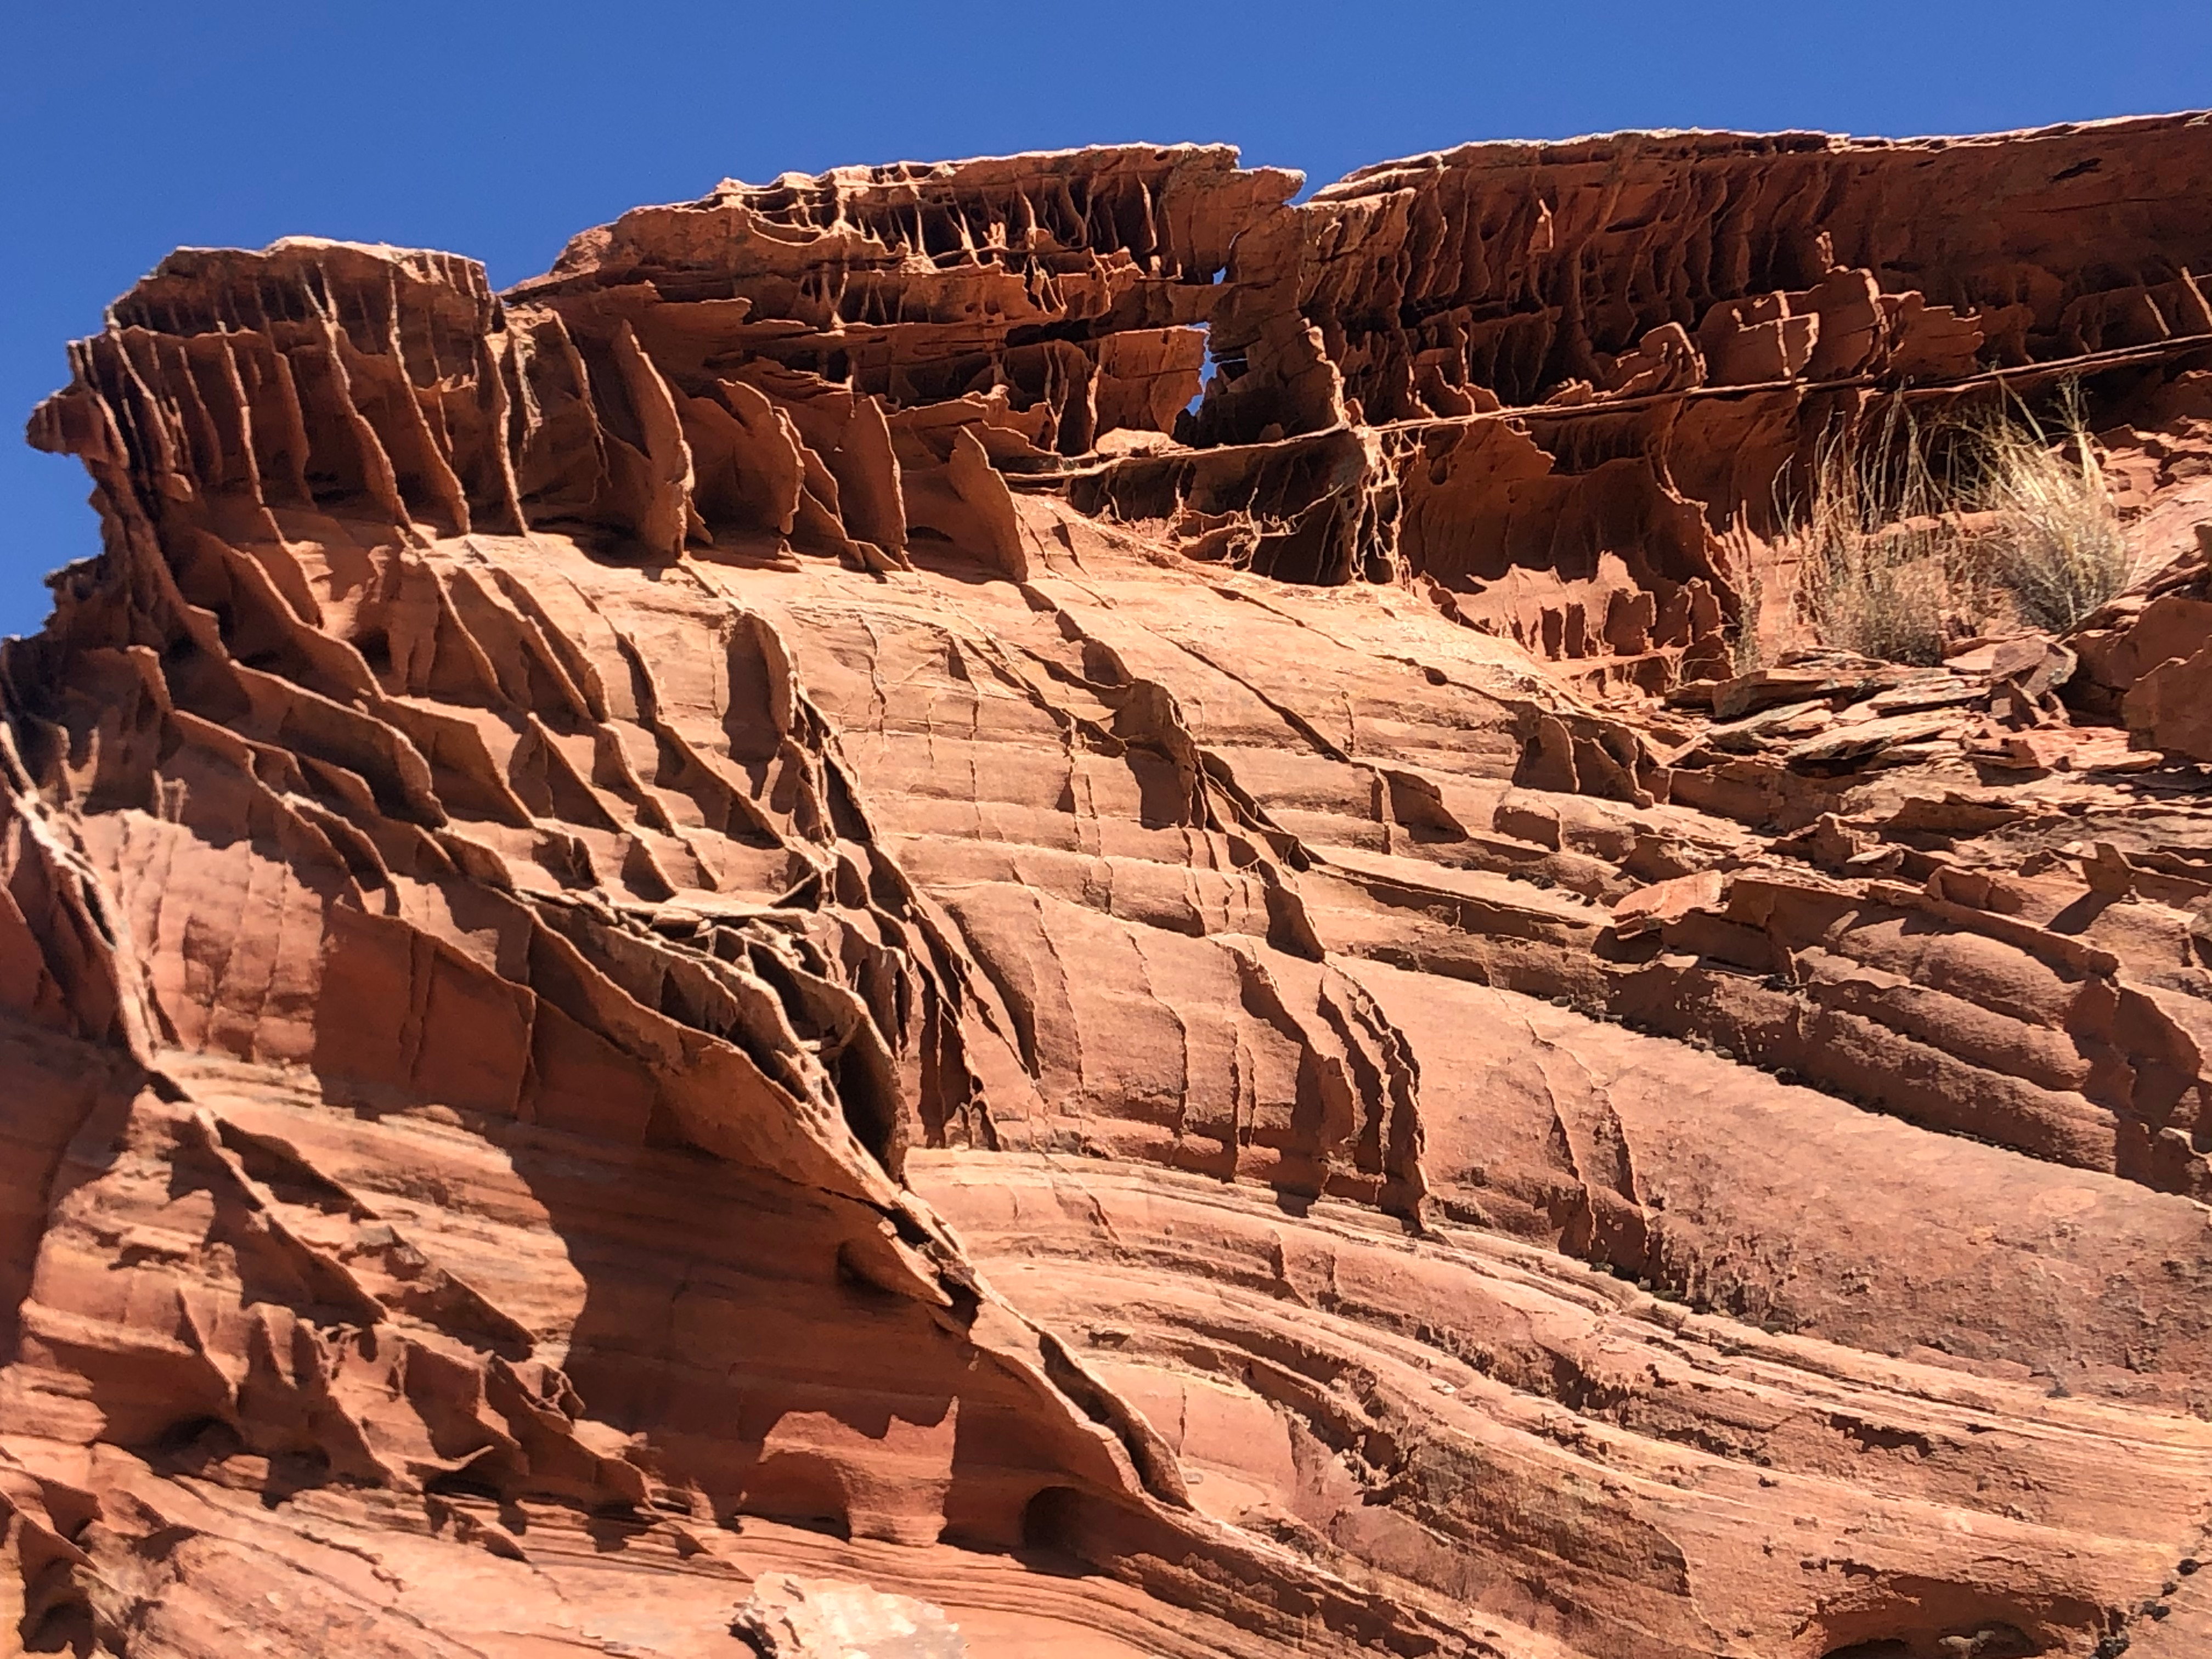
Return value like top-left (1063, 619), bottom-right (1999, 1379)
top-left (8, 118), bottom-right (2212, 1659)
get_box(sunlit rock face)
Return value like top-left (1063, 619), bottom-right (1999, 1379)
top-left (8, 116), bottom-right (2212, 1659)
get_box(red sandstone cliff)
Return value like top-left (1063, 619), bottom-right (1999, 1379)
top-left (6, 117), bottom-right (2212, 1659)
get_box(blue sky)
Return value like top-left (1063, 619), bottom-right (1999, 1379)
top-left (5, 0), bottom-right (2208, 637)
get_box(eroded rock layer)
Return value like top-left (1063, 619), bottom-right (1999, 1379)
top-left (8, 118), bottom-right (2212, 1659)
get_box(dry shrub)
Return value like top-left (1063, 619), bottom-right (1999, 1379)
top-left (1717, 523), bottom-right (1769, 673)
top-left (1728, 566), bottom-right (1766, 674)
top-left (1788, 387), bottom-right (2130, 663)
top-left (1973, 386), bottom-right (2136, 633)
top-left (1790, 401), bottom-right (1970, 666)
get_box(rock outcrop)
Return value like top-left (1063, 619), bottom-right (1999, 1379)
top-left (8, 116), bottom-right (2212, 1659)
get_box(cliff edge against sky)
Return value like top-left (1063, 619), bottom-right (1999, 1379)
top-left (7, 115), bottom-right (2212, 1659)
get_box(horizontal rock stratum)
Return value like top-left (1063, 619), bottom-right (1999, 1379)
top-left (8, 116), bottom-right (2212, 1659)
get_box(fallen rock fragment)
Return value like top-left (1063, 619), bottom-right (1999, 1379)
top-left (1611, 868), bottom-right (1727, 935)
top-left (1785, 709), bottom-right (1960, 768)
top-left (1712, 666), bottom-right (1853, 720)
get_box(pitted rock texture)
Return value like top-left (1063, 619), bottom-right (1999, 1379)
top-left (7, 119), bottom-right (2212, 1659)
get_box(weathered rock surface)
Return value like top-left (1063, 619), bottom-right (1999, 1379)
top-left (732, 1572), bottom-right (966, 1657)
top-left (8, 117), bottom-right (2212, 1659)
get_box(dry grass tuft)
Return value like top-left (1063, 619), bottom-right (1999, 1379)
top-left (1973, 386), bottom-right (2136, 633)
top-left (1727, 568), bottom-right (1766, 674)
top-left (1787, 387), bottom-right (2131, 663)
top-left (1790, 402), bottom-right (1968, 665)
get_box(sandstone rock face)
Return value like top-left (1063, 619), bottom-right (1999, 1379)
top-left (732, 1573), bottom-right (967, 1657)
top-left (7, 119), bottom-right (2212, 1659)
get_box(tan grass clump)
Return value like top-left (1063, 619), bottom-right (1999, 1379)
top-left (1790, 402), bottom-right (1968, 666)
top-left (1973, 386), bottom-right (2136, 634)
top-left (1788, 388), bottom-right (2130, 663)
